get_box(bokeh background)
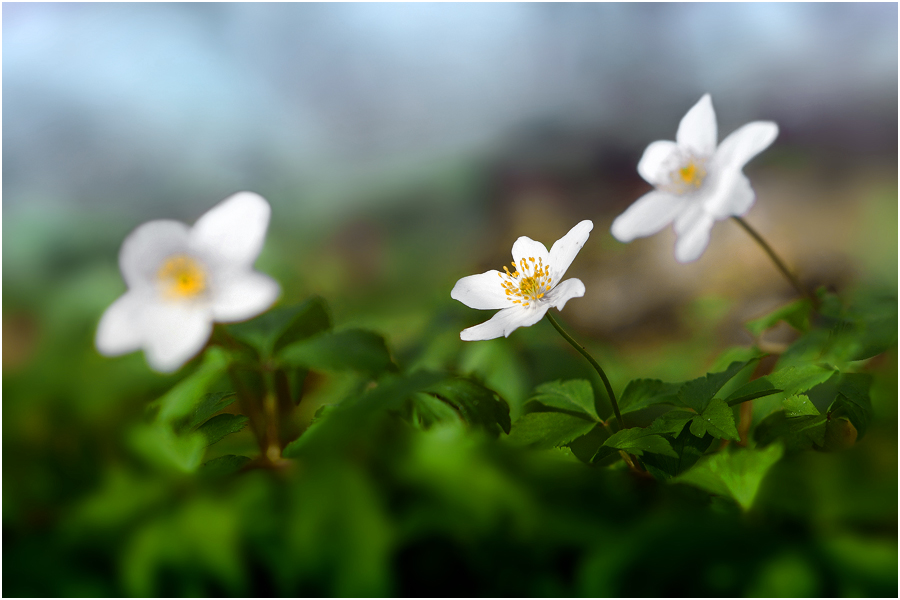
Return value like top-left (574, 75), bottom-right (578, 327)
top-left (4, 3), bottom-right (897, 596)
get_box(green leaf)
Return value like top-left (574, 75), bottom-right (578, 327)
top-left (227, 296), bottom-right (332, 358)
top-left (601, 427), bottom-right (678, 458)
top-left (674, 444), bottom-right (784, 510)
top-left (677, 360), bottom-right (753, 412)
top-left (648, 410), bottom-right (696, 437)
top-left (154, 348), bottom-right (230, 423)
top-left (129, 423), bottom-right (206, 473)
top-left (754, 410), bottom-right (827, 452)
top-left (526, 379), bottom-right (598, 420)
top-left (723, 363), bottom-right (836, 406)
top-left (507, 412), bottom-right (598, 450)
top-left (409, 392), bottom-right (465, 429)
top-left (565, 425), bottom-right (610, 463)
top-left (200, 455), bottom-right (251, 478)
top-left (187, 391), bottom-right (238, 429)
top-left (618, 379), bottom-right (682, 414)
top-left (783, 394), bottom-right (819, 417)
top-left (424, 377), bottom-right (512, 435)
top-left (688, 398), bottom-right (740, 442)
top-left (829, 373), bottom-right (873, 438)
top-left (196, 414), bottom-right (249, 447)
top-left (745, 298), bottom-right (813, 336)
top-left (641, 428), bottom-right (714, 480)
top-left (278, 329), bottom-right (395, 375)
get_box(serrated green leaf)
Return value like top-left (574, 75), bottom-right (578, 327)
top-left (688, 398), bottom-right (740, 441)
top-left (227, 296), bottom-right (332, 358)
top-left (674, 444), bottom-right (784, 510)
top-left (602, 427), bottom-right (678, 458)
top-left (154, 348), bottom-right (230, 423)
top-left (678, 360), bottom-right (753, 412)
top-left (649, 410), bottom-right (695, 437)
top-left (278, 329), bottom-right (395, 375)
top-left (829, 373), bottom-right (873, 438)
top-left (724, 363), bottom-right (837, 406)
top-left (527, 379), bottom-right (598, 420)
top-left (425, 377), bottom-right (511, 435)
top-left (200, 455), bottom-right (251, 478)
top-left (187, 391), bottom-right (238, 429)
top-left (783, 394), bottom-right (819, 417)
top-left (641, 428), bottom-right (714, 480)
top-left (618, 379), bottom-right (682, 414)
top-left (754, 411), bottom-right (827, 452)
top-left (196, 414), bottom-right (249, 447)
top-left (507, 412), bottom-right (598, 450)
top-left (746, 298), bottom-right (813, 336)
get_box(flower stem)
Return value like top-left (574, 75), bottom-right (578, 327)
top-left (545, 312), bottom-right (624, 428)
top-left (731, 216), bottom-right (816, 307)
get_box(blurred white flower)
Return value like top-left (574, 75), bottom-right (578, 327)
top-left (96, 192), bottom-right (280, 372)
top-left (611, 94), bottom-right (779, 263)
top-left (451, 220), bottom-right (592, 341)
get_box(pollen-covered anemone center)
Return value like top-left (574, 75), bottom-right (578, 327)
top-left (664, 156), bottom-right (708, 195)
top-left (497, 256), bottom-right (552, 308)
top-left (158, 254), bottom-right (207, 299)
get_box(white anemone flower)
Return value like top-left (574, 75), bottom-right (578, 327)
top-left (611, 94), bottom-right (779, 263)
top-left (96, 192), bottom-right (281, 372)
top-left (451, 220), bottom-right (593, 341)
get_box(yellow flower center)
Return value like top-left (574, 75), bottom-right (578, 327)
top-left (157, 255), bottom-right (206, 299)
top-left (667, 157), bottom-right (707, 194)
top-left (497, 256), bottom-right (552, 308)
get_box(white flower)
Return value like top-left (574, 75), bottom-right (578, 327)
top-left (451, 220), bottom-right (593, 341)
top-left (611, 94), bottom-right (779, 263)
top-left (96, 192), bottom-right (281, 372)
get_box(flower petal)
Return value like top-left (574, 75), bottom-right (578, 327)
top-left (637, 140), bottom-right (680, 186)
top-left (141, 302), bottom-right (213, 373)
top-left (96, 291), bottom-right (146, 356)
top-left (544, 278), bottom-right (585, 311)
top-left (460, 306), bottom-right (547, 341)
top-left (450, 270), bottom-right (511, 310)
top-left (611, 190), bottom-right (687, 242)
top-left (210, 270), bottom-right (281, 322)
top-left (704, 171), bottom-right (756, 220)
top-left (673, 204), bottom-right (716, 263)
top-left (190, 192), bottom-right (271, 269)
top-left (119, 220), bottom-right (191, 290)
top-left (715, 121), bottom-right (778, 173)
top-left (676, 94), bottom-right (717, 157)
top-left (548, 220), bottom-right (592, 284)
top-left (511, 235), bottom-right (550, 269)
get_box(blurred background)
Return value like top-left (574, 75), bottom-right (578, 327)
top-left (3, 3), bottom-right (897, 596)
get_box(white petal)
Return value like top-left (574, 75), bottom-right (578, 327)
top-left (544, 278), bottom-right (585, 311)
top-left (511, 235), bottom-right (550, 268)
top-left (611, 190), bottom-right (688, 242)
top-left (450, 270), bottom-right (511, 310)
top-left (190, 192), bottom-right (271, 268)
top-left (715, 121), bottom-right (778, 173)
top-left (141, 302), bottom-right (213, 373)
top-left (704, 172), bottom-right (756, 220)
top-left (119, 220), bottom-right (191, 290)
top-left (460, 306), bottom-right (547, 341)
top-left (210, 270), bottom-right (281, 322)
top-left (637, 140), bottom-right (680, 186)
top-left (96, 291), bottom-right (146, 356)
top-left (673, 204), bottom-right (716, 263)
top-left (676, 94), bottom-right (717, 156)
top-left (548, 220), bottom-right (592, 284)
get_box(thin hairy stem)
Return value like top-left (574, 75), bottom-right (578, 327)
top-left (545, 312), bottom-right (624, 428)
top-left (732, 216), bottom-right (817, 307)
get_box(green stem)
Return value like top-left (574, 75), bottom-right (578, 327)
top-left (545, 312), bottom-right (624, 428)
top-left (731, 216), bottom-right (817, 307)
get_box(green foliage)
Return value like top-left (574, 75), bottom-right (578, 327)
top-left (152, 348), bottom-right (230, 423)
top-left (674, 444), bottom-right (785, 510)
top-left (688, 398), bottom-right (740, 442)
top-left (423, 377), bottom-right (512, 436)
top-left (677, 360), bottom-right (754, 412)
top-left (227, 296), bottom-right (332, 358)
top-left (745, 298), bottom-right (813, 336)
top-left (618, 379), bottom-right (681, 414)
top-left (196, 414), bottom-right (249, 447)
top-left (600, 427), bottom-right (677, 458)
top-left (507, 412), bottom-right (598, 450)
top-left (526, 379), bottom-right (599, 420)
top-left (278, 329), bottom-right (395, 375)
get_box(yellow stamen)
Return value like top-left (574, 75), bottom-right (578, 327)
top-left (158, 255), bottom-right (206, 299)
top-left (497, 255), bottom-right (552, 308)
